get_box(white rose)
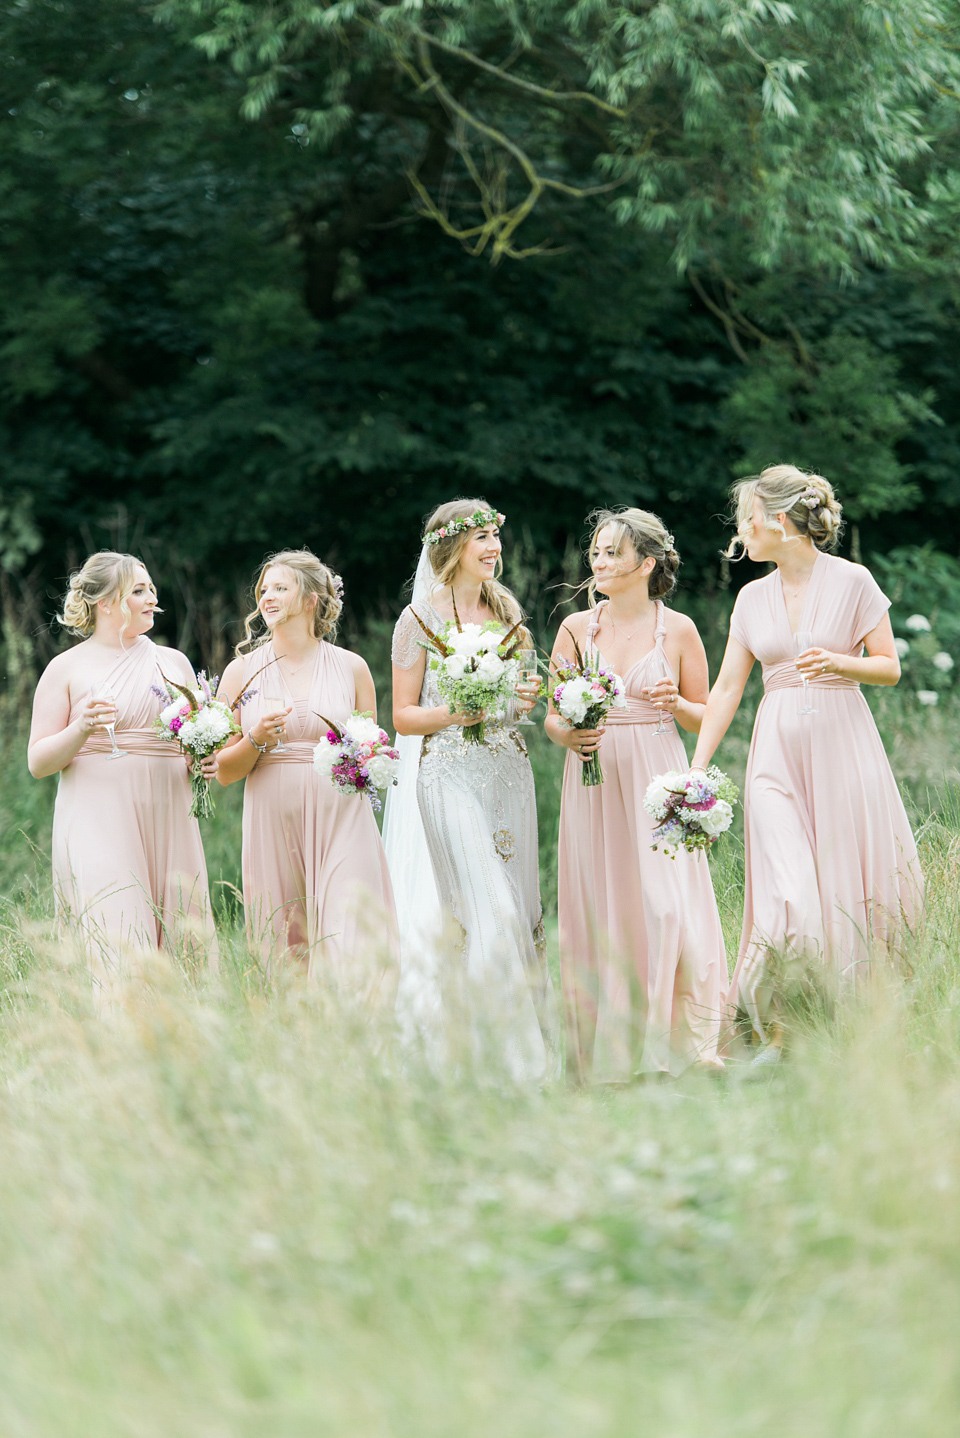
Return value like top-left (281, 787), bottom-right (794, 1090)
top-left (443, 653), bottom-right (468, 680)
top-left (643, 773), bottom-right (679, 821)
top-left (917, 689), bottom-right (939, 706)
top-left (160, 698), bottom-right (189, 728)
top-left (894, 637), bottom-right (910, 658)
top-left (366, 752), bottom-right (401, 789)
top-left (476, 652), bottom-right (503, 679)
top-left (905, 614), bottom-right (932, 633)
top-left (449, 624), bottom-right (487, 658)
top-left (695, 798), bottom-right (734, 837)
top-left (933, 651), bottom-right (954, 673)
top-left (344, 715), bottom-right (382, 745)
top-left (313, 738), bottom-right (341, 777)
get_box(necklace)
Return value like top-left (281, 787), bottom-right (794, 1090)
top-left (781, 568), bottom-right (815, 602)
top-left (607, 604), bottom-right (653, 642)
top-left (276, 646), bottom-right (318, 676)
top-left (450, 586), bottom-right (486, 627)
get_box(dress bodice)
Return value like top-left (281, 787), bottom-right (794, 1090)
top-left (238, 641), bottom-right (356, 764)
top-left (584, 599), bottom-right (675, 728)
top-left (729, 552), bottom-right (890, 695)
top-left (391, 599), bottom-right (522, 759)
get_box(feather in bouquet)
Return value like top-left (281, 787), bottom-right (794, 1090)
top-left (643, 766), bottom-right (740, 856)
top-left (410, 604), bottom-right (524, 745)
top-left (152, 671), bottom-right (240, 820)
top-left (551, 630), bottom-right (628, 786)
top-left (313, 712), bottom-right (401, 811)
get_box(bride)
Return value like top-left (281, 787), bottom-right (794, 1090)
top-left (385, 499), bottom-right (555, 1080)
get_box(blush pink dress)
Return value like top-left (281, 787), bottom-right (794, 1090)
top-left (557, 600), bottom-right (728, 1081)
top-left (237, 641), bottom-right (398, 982)
top-left (52, 637), bottom-right (215, 981)
top-left (727, 552), bottom-right (923, 1037)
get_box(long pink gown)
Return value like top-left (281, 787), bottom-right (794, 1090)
top-left (237, 641), bottom-right (398, 983)
top-left (727, 552), bottom-right (923, 1037)
top-left (558, 600), bottom-right (728, 1081)
top-left (52, 637), bottom-right (215, 981)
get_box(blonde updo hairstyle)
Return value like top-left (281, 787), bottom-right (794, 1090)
top-left (586, 507), bottom-right (680, 606)
top-left (423, 498), bottom-right (525, 633)
top-left (238, 548), bottom-right (343, 653)
top-left (727, 465), bottom-right (844, 557)
top-left (58, 551), bottom-right (156, 638)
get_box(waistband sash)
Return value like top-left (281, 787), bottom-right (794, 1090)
top-left (763, 660), bottom-right (860, 695)
top-left (78, 728), bottom-right (183, 758)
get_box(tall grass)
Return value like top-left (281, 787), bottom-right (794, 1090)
top-left (3, 592), bottom-right (960, 1432)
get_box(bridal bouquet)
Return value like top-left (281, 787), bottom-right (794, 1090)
top-left (643, 766), bottom-right (740, 856)
top-left (551, 642), bottom-right (628, 786)
top-left (313, 712), bottom-right (401, 811)
top-left (153, 671), bottom-right (239, 819)
top-left (411, 610), bottom-right (524, 745)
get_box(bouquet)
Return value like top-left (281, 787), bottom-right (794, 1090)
top-left (551, 636), bottom-right (628, 786)
top-left (153, 671), bottom-right (239, 819)
top-left (410, 607), bottom-right (525, 745)
top-left (643, 766), bottom-right (740, 856)
top-left (313, 712), bottom-right (401, 811)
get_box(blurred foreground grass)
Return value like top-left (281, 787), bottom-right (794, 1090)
top-left (0, 696), bottom-right (958, 1434)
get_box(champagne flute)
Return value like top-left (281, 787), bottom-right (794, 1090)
top-left (94, 683), bottom-right (126, 760)
top-left (794, 630), bottom-right (818, 715)
top-left (515, 649), bottom-right (539, 726)
top-left (263, 693), bottom-right (287, 752)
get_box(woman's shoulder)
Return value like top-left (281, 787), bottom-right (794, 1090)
top-left (662, 607), bottom-right (701, 642)
top-left (821, 553), bottom-right (877, 586)
top-left (556, 607), bottom-right (595, 639)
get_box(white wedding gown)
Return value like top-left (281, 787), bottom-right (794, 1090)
top-left (386, 597), bottom-right (556, 1081)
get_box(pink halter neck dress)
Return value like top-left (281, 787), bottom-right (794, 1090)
top-left (557, 600), bottom-right (728, 1080)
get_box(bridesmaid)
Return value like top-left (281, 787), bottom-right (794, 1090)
top-left (28, 551), bottom-right (216, 992)
top-left (216, 549), bottom-right (398, 987)
top-left (547, 508), bottom-right (728, 1082)
top-left (689, 466), bottom-right (923, 1063)
top-left (389, 499), bottom-right (555, 1080)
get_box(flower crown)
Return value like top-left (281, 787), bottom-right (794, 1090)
top-left (425, 508), bottom-right (506, 546)
top-left (797, 488), bottom-right (822, 510)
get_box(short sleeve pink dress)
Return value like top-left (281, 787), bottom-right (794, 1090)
top-left (557, 600), bottom-right (728, 1081)
top-left (237, 641), bottom-right (398, 982)
top-left (52, 637), bottom-right (215, 978)
top-left (727, 552), bottom-right (923, 1037)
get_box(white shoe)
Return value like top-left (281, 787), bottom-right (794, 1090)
top-left (750, 1042), bottom-right (782, 1068)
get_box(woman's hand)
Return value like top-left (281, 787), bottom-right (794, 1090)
top-left (642, 677), bottom-right (679, 716)
top-left (796, 647), bottom-right (841, 679)
top-left (513, 679), bottom-right (540, 716)
top-left (565, 725), bottom-right (605, 762)
top-left (444, 707), bottom-right (487, 729)
top-left (251, 705), bottom-right (293, 747)
top-left (77, 695), bottom-right (117, 736)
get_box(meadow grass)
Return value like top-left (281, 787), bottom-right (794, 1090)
top-left (0, 695), bottom-right (958, 1435)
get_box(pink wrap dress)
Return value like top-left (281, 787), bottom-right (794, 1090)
top-left (237, 641), bottom-right (398, 982)
top-left (52, 637), bottom-right (215, 978)
top-left (727, 552), bottom-right (923, 1036)
top-left (557, 600), bottom-right (728, 1081)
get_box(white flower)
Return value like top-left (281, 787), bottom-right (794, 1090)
top-left (344, 715), bottom-right (382, 745)
top-left (917, 689), bottom-right (939, 706)
top-left (933, 651), bottom-right (954, 673)
top-left (905, 614), bottom-right (932, 633)
top-left (366, 752), bottom-right (401, 789)
top-left (557, 676), bottom-right (592, 725)
top-left (894, 637), bottom-right (910, 658)
top-left (160, 698), bottom-right (188, 727)
top-left (643, 772), bottom-right (680, 821)
top-left (696, 799), bottom-right (734, 837)
top-left (476, 651), bottom-right (504, 679)
top-left (448, 624), bottom-right (487, 658)
top-left (443, 653), bottom-right (468, 680)
top-left (313, 738), bottom-right (341, 777)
